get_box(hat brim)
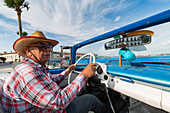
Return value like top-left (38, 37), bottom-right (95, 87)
top-left (13, 36), bottom-right (59, 56)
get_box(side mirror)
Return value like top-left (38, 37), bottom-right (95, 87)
top-left (104, 34), bottom-right (152, 50)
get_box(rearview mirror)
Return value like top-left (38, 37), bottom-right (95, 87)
top-left (104, 34), bottom-right (152, 50)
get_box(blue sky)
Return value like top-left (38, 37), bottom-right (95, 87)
top-left (0, 0), bottom-right (170, 56)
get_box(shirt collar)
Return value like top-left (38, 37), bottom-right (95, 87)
top-left (22, 57), bottom-right (47, 70)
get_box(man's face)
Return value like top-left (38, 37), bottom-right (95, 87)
top-left (27, 42), bottom-right (53, 65)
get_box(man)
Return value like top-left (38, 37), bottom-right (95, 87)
top-left (1, 31), bottom-right (111, 113)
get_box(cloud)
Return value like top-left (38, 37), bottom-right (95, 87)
top-left (0, 0), bottom-right (170, 56)
top-left (0, 0), bottom-right (16, 19)
top-left (0, 20), bottom-right (17, 33)
top-left (0, 0), bottom-right (136, 39)
top-left (161, 40), bottom-right (170, 46)
top-left (21, 0), bottom-right (136, 38)
top-left (114, 16), bottom-right (121, 22)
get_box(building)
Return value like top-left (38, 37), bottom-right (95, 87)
top-left (0, 51), bottom-right (89, 63)
top-left (0, 52), bottom-right (22, 63)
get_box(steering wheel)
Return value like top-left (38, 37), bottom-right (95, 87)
top-left (68, 53), bottom-right (95, 85)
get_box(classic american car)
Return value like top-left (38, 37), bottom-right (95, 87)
top-left (50, 9), bottom-right (170, 113)
top-left (0, 9), bottom-right (169, 113)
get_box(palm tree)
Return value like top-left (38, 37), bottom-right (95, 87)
top-left (17, 31), bottom-right (28, 36)
top-left (4, 0), bottom-right (29, 37)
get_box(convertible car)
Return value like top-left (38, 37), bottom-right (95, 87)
top-left (49, 9), bottom-right (170, 113)
top-left (0, 10), bottom-right (169, 113)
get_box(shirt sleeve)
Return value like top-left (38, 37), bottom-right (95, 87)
top-left (16, 70), bottom-right (87, 110)
top-left (50, 71), bottom-right (67, 84)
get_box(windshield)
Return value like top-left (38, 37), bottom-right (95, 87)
top-left (77, 22), bottom-right (170, 58)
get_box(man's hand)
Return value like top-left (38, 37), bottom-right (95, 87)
top-left (65, 64), bottom-right (76, 75)
top-left (81, 63), bottom-right (96, 78)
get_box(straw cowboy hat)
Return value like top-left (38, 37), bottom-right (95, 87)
top-left (13, 31), bottom-right (59, 56)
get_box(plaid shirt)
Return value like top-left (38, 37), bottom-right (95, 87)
top-left (2, 57), bottom-right (86, 113)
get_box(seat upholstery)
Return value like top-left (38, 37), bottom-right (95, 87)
top-left (0, 79), bottom-right (5, 113)
top-left (0, 73), bottom-right (9, 113)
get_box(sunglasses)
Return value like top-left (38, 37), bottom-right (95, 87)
top-left (28, 45), bottom-right (53, 52)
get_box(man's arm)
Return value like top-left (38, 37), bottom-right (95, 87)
top-left (16, 63), bottom-right (95, 111)
top-left (16, 70), bottom-right (86, 110)
top-left (50, 64), bottom-right (75, 84)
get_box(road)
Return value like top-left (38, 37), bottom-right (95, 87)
top-left (0, 63), bottom-right (13, 72)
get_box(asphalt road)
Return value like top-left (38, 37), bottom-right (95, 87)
top-left (0, 63), bottom-right (13, 72)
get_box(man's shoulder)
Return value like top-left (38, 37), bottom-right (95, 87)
top-left (13, 62), bottom-right (35, 74)
top-left (9, 63), bottom-right (42, 82)
top-left (15, 62), bottom-right (30, 69)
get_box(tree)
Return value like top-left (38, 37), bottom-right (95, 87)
top-left (4, 0), bottom-right (29, 37)
top-left (0, 57), bottom-right (6, 63)
top-left (17, 31), bottom-right (28, 36)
